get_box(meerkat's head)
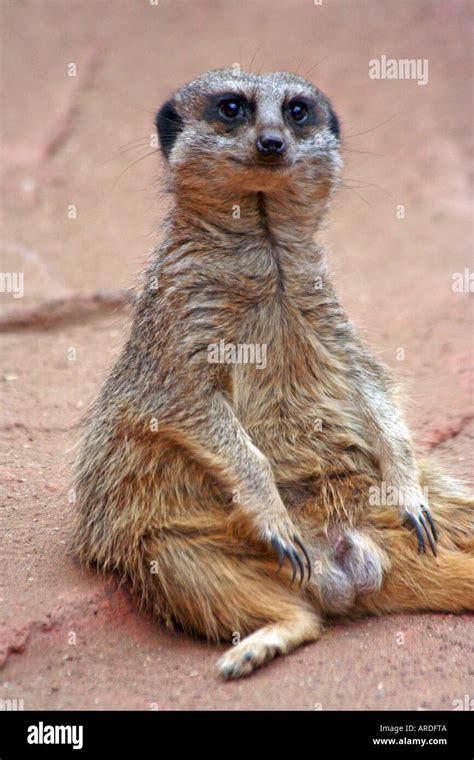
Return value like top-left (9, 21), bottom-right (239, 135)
top-left (155, 69), bottom-right (341, 204)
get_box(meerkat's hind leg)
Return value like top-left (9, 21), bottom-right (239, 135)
top-left (217, 607), bottom-right (322, 680)
top-left (139, 522), bottom-right (322, 681)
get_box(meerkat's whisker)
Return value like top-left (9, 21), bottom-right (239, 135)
top-left (344, 113), bottom-right (398, 139)
top-left (101, 140), bottom-right (154, 165)
top-left (247, 41), bottom-right (264, 74)
top-left (111, 150), bottom-right (159, 188)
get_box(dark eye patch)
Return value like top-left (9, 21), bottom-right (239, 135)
top-left (203, 91), bottom-right (253, 130)
top-left (288, 102), bottom-right (309, 123)
top-left (285, 96), bottom-right (319, 129)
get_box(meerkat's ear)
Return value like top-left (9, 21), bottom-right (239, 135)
top-left (155, 99), bottom-right (184, 159)
top-left (328, 107), bottom-right (340, 140)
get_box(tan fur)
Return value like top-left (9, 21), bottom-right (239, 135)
top-left (71, 70), bottom-right (473, 679)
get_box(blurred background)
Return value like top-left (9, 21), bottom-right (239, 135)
top-left (0, 0), bottom-right (472, 710)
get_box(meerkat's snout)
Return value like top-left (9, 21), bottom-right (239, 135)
top-left (255, 131), bottom-right (287, 158)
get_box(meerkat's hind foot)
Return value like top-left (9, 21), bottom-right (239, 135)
top-left (217, 608), bottom-right (322, 680)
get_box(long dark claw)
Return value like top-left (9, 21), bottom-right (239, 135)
top-left (419, 512), bottom-right (437, 557)
top-left (271, 536), bottom-right (285, 572)
top-left (406, 513), bottom-right (426, 554)
top-left (421, 506), bottom-right (438, 543)
top-left (271, 534), bottom-right (311, 585)
top-left (294, 536), bottom-right (312, 582)
top-left (287, 549), bottom-right (298, 584)
top-left (290, 547), bottom-right (305, 587)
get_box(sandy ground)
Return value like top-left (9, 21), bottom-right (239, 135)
top-left (0, 0), bottom-right (472, 710)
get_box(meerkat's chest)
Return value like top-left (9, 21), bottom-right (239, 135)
top-left (231, 300), bottom-right (359, 475)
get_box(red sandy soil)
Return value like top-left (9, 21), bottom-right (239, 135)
top-left (0, 1), bottom-right (472, 710)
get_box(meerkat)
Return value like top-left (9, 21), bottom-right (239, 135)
top-left (71, 69), bottom-right (473, 680)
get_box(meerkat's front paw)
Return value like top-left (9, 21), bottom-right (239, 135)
top-left (261, 516), bottom-right (311, 585)
top-left (402, 492), bottom-right (438, 556)
top-left (229, 507), bottom-right (311, 585)
top-left (270, 532), bottom-right (312, 585)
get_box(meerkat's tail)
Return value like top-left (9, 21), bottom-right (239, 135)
top-left (355, 461), bottom-right (474, 616)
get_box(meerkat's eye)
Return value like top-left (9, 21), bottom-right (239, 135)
top-left (288, 101), bottom-right (309, 124)
top-left (218, 98), bottom-right (245, 120)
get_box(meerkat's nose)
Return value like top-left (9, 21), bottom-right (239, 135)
top-left (256, 132), bottom-right (287, 157)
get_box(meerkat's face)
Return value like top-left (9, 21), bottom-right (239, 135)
top-left (156, 69), bottom-right (341, 197)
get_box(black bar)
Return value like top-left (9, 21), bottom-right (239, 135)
top-left (0, 710), bottom-right (472, 758)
